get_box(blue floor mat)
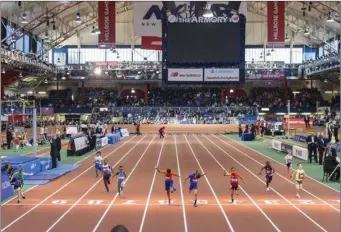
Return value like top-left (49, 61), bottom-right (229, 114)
top-left (24, 164), bottom-right (80, 181)
top-left (24, 180), bottom-right (50, 185)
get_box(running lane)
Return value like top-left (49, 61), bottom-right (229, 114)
top-left (1, 135), bottom-right (143, 232)
top-left (208, 135), bottom-right (338, 232)
top-left (178, 135), bottom-right (233, 232)
top-left (56, 135), bottom-right (163, 232)
top-left (187, 135), bottom-right (281, 232)
top-left (140, 135), bottom-right (185, 232)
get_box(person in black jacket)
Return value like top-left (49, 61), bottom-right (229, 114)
top-left (55, 134), bottom-right (62, 162)
top-left (324, 151), bottom-right (340, 181)
top-left (304, 116), bottom-right (310, 128)
top-left (6, 128), bottom-right (13, 150)
top-left (50, 136), bottom-right (59, 169)
top-left (306, 133), bottom-right (318, 163)
top-left (317, 134), bottom-right (326, 165)
top-left (333, 122), bottom-right (340, 143)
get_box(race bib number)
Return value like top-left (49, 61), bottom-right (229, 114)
top-left (299, 173), bottom-right (305, 179)
top-left (231, 178), bottom-right (238, 183)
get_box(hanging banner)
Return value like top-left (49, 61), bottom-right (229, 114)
top-left (267, 1), bottom-right (285, 47)
top-left (141, 36), bottom-right (162, 50)
top-left (134, 2), bottom-right (247, 49)
top-left (98, 1), bottom-right (116, 48)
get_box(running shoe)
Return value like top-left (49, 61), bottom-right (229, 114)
top-left (266, 188), bottom-right (270, 191)
top-left (17, 200), bottom-right (20, 204)
top-left (22, 196), bottom-right (26, 199)
top-left (296, 194), bottom-right (301, 198)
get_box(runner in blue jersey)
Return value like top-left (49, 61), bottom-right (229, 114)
top-left (183, 170), bottom-right (207, 207)
top-left (10, 168), bottom-right (26, 204)
top-left (113, 166), bottom-right (127, 195)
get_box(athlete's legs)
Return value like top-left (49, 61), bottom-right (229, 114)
top-left (95, 167), bottom-right (99, 177)
top-left (295, 182), bottom-right (301, 198)
top-left (166, 190), bottom-right (171, 204)
top-left (193, 189), bottom-right (198, 206)
top-left (103, 176), bottom-right (109, 193)
top-left (230, 189), bottom-right (235, 202)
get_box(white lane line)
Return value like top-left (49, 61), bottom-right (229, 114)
top-left (205, 135), bottom-right (328, 232)
top-left (222, 135), bottom-right (340, 193)
top-left (1, 135), bottom-right (139, 232)
top-left (193, 135), bottom-right (281, 232)
top-left (92, 135), bottom-right (156, 232)
top-left (1, 137), bottom-right (131, 206)
top-left (138, 136), bottom-right (165, 232)
top-left (184, 135), bottom-right (235, 232)
top-left (174, 135), bottom-right (188, 232)
top-left (215, 135), bottom-right (340, 212)
top-left (45, 135), bottom-right (149, 232)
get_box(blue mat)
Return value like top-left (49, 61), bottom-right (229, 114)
top-left (1, 156), bottom-right (41, 175)
top-left (24, 180), bottom-right (50, 185)
top-left (24, 164), bottom-right (80, 181)
top-left (1, 156), bottom-right (39, 164)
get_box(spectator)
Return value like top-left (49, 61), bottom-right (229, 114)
top-left (50, 135), bottom-right (59, 169)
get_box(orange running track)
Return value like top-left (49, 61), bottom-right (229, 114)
top-left (1, 134), bottom-right (340, 232)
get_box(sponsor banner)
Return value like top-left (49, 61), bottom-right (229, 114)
top-left (1, 172), bottom-right (14, 201)
top-left (74, 136), bottom-right (88, 152)
top-left (267, 1), bottom-right (285, 47)
top-left (280, 142), bottom-right (293, 154)
top-left (40, 107), bottom-right (54, 115)
top-left (269, 122), bottom-right (284, 132)
top-left (293, 135), bottom-right (307, 143)
top-left (96, 138), bottom-right (102, 150)
top-left (271, 140), bottom-right (282, 151)
top-left (168, 68), bottom-right (203, 82)
top-left (98, 1), bottom-right (116, 47)
top-left (285, 118), bottom-right (313, 126)
top-left (101, 137), bottom-right (108, 147)
top-left (141, 36), bottom-right (162, 50)
top-left (133, 2), bottom-right (247, 37)
top-left (66, 126), bottom-right (78, 135)
top-left (167, 14), bottom-right (240, 24)
top-left (204, 68), bottom-right (239, 82)
top-left (317, 107), bottom-right (330, 112)
top-left (121, 129), bottom-right (129, 137)
top-left (246, 72), bottom-right (285, 80)
top-left (293, 146), bottom-right (308, 161)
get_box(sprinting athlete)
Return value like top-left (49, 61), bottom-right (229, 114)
top-left (102, 158), bottom-right (113, 193)
top-left (155, 166), bottom-right (180, 205)
top-left (183, 170), bottom-right (207, 207)
top-left (224, 167), bottom-right (245, 203)
top-left (258, 161), bottom-right (275, 191)
top-left (10, 168), bottom-right (26, 204)
top-left (291, 163), bottom-right (305, 198)
top-left (284, 152), bottom-right (293, 172)
top-left (94, 151), bottom-right (103, 178)
top-left (113, 166), bottom-right (127, 195)
top-left (159, 127), bottom-right (165, 139)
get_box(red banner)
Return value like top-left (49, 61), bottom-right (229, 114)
top-left (267, 1), bottom-right (285, 47)
top-left (98, 1), bottom-right (115, 48)
top-left (141, 36), bottom-right (162, 50)
top-left (283, 118), bottom-right (313, 126)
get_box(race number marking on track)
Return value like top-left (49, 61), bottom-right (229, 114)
top-left (122, 200), bottom-right (136, 205)
top-left (196, 200), bottom-right (208, 205)
top-left (88, 200), bottom-right (104, 205)
top-left (263, 200), bottom-right (280, 205)
top-left (52, 200), bottom-right (68, 205)
top-left (158, 200), bottom-right (173, 205)
top-left (297, 200), bottom-right (316, 204)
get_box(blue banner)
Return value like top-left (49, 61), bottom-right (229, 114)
top-left (1, 172), bottom-right (14, 201)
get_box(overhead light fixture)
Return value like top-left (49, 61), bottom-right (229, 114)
top-left (229, 89), bottom-right (234, 93)
top-left (104, 71), bottom-right (108, 75)
top-left (94, 67), bottom-right (101, 75)
top-left (260, 53), bottom-right (263, 59)
top-left (11, 37), bottom-right (16, 42)
top-left (285, 33), bottom-right (290, 41)
top-left (27, 91), bottom-right (33, 95)
top-left (94, 27), bottom-right (101, 35)
top-left (324, 79), bottom-right (328, 83)
top-left (44, 79), bottom-right (48, 84)
top-left (266, 50), bottom-right (271, 56)
top-left (155, 71), bottom-right (160, 74)
top-left (91, 26), bottom-right (96, 35)
top-left (74, 12), bottom-right (82, 23)
top-left (131, 89), bottom-right (136, 93)
top-left (251, 59), bottom-right (255, 64)
top-left (1, 68), bottom-right (5, 74)
top-left (80, 76), bottom-right (85, 79)
top-left (271, 47), bottom-right (275, 52)
top-left (21, 13), bottom-right (28, 24)
top-left (38, 91), bottom-right (46, 95)
top-left (203, 9), bottom-right (213, 18)
top-left (303, 27), bottom-right (310, 35)
top-left (137, 71), bottom-right (142, 75)
top-left (326, 12), bottom-right (334, 22)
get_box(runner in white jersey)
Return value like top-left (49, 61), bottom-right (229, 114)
top-left (94, 151), bottom-right (103, 178)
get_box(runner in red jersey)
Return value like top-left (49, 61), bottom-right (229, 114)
top-left (159, 126), bottom-right (165, 139)
top-left (224, 167), bottom-right (246, 203)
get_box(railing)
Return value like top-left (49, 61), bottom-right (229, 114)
top-left (1, 47), bottom-right (57, 72)
top-left (299, 54), bottom-right (340, 76)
